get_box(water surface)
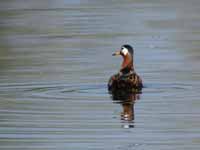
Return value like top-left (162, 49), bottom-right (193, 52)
top-left (0, 0), bottom-right (200, 149)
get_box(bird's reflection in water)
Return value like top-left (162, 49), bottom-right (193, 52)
top-left (111, 91), bottom-right (141, 128)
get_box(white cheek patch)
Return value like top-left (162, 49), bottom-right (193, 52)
top-left (121, 47), bottom-right (128, 55)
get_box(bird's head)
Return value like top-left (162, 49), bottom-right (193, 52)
top-left (112, 45), bottom-right (134, 57)
top-left (112, 45), bottom-right (134, 73)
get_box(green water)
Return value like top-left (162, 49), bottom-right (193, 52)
top-left (0, 0), bottom-right (200, 149)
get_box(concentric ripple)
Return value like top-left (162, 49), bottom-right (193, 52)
top-left (0, 82), bottom-right (108, 100)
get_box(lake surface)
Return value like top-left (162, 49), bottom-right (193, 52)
top-left (0, 0), bottom-right (200, 149)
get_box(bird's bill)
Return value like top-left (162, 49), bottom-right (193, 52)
top-left (112, 50), bottom-right (121, 56)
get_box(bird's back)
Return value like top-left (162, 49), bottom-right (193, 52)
top-left (108, 72), bottom-right (143, 93)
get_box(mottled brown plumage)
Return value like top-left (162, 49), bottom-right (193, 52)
top-left (108, 45), bottom-right (143, 93)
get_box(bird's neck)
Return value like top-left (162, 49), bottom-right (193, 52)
top-left (120, 54), bottom-right (134, 74)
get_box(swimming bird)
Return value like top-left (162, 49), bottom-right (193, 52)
top-left (108, 45), bottom-right (143, 93)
